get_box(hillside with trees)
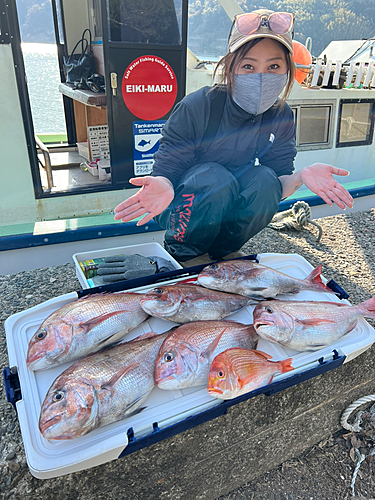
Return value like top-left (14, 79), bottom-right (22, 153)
top-left (16, 0), bottom-right (55, 43)
top-left (188, 0), bottom-right (375, 56)
top-left (16, 0), bottom-right (375, 56)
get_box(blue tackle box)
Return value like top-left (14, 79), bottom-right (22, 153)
top-left (3, 253), bottom-right (375, 479)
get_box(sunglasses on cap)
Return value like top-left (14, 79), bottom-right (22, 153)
top-left (230, 12), bottom-right (295, 40)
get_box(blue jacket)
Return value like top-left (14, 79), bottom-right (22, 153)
top-left (152, 86), bottom-right (296, 188)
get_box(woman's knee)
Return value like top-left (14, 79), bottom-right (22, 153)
top-left (256, 166), bottom-right (282, 192)
top-left (176, 162), bottom-right (239, 202)
top-left (236, 166), bottom-right (282, 213)
top-left (241, 166), bottom-right (282, 200)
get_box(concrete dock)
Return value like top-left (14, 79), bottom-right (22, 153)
top-left (1, 208), bottom-right (375, 499)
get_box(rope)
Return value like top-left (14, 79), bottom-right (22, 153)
top-left (268, 201), bottom-right (323, 242)
top-left (340, 394), bottom-right (375, 496)
top-left (340, 394), bottom-right (375, 432)
top-left (351, 450), bottom-right (366, 497)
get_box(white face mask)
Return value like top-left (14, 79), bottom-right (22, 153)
top-left (232, 73), bottom-right (288, 115)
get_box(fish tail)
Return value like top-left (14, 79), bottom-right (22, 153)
top-left (279, 358), bottom-right (294, 373)
top-left (359, 297), bottom-right (375, 318)
top-left (305, 265), bottom-right (332, 292)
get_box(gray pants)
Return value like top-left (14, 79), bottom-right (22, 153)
top-left (154, 162), bottom-right (283, 262)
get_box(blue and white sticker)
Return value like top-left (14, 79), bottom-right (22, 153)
top-left (133, 120), bottom-right (166, 176)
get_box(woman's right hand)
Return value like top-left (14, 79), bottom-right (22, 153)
top-left (113, 176), bottom-right (174, 226)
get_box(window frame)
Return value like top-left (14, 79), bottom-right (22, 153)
top-left (0, 0), bottom-right (10, 44)
top-left (288, 99), bottom-right (336, 152)
top-left (336, 98), bottom-right (375, 148)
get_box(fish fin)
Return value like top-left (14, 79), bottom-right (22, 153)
top-left (295, 317), bottom-right (336, 326)
top-left (238, 370), bottom-right (259, 389)
top-left (305, 344), bottom-right (328, 350)
top-left (184, 294), bottom-right (216, 305)
top-left (249, 287), bottom-right (268, 291)
top-left (95, 330), bottom-right (128, 346)
top-left (246, 298), bottom-right (260, 306)
top-left (359, 298), bottom-right (375, 319)
top-left (229, 353), bottom-right (258, 384)
top-left (244, 268), bottom-right (267, 278)
top-left (125, 406), bottom-right (147, 418)
top-left (255, 350), bottom-right (273, 360)
top-left (305, 265), bottom-right (332, 292)
top-left (101, 362), bottom-right (140, 395)
top-left (79, 311), bottom-right (132, 334)
top-left (202, 328), bottom-right (227, 360)
top-left (124, 391), bottom-right (153, 416)
top-left (128, 331), bottom-right (159, 342)
top-left (279, 358), bottom-right (294, 373)
top-left (85, 342), bottom-right (121, 356)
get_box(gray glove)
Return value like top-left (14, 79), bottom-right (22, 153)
top-left (97, 254), bottom-right (157, 283)
top-left (147, 255), bottom-right (177, 273)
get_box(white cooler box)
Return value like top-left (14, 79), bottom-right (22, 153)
top-left (73, 242), bottom-right (182, 289)
top-left (4, 253), bottom-right (375, 479)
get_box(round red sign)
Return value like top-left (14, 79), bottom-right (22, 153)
top-left (122, 56), bottom-right (178, 120)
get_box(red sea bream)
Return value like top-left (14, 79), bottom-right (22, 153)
top-left (197, 261), bottom-right (333, 299)
top-left (140, 283), bottom-right (251, 323)
top-left (27, 292), bottom-right (149, 370)
top-left (38, 331), bottom-right (168, 440)
top-left (155, 320), bottom-right (259, 389)
top-left (207, 348), bottom-right (293, 400)
top-left (253, 298), bottom-right (375, 351)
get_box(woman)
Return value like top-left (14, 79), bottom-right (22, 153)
top-left (114, 9), bottom-right (353, 267)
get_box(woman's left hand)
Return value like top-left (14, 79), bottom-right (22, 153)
top-left (300, 163), bottom-right (353, 210)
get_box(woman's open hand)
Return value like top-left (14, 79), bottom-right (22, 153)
top-left (300, 163), bottom-right (353, 210)
top-left (114, 176), bottom-right (174, 226)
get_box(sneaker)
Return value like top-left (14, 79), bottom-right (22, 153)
top-left (178, 253), bottom-right (213, 268)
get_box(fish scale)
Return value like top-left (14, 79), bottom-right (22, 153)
top-left (27, 292), bottom-right (149, 370)
top-left (253, 298), bottom-right (375, 351)
top-left (140, 283), bottom-right (251, 323)
top-left (39, 332), bottom-right (169, 440)
top-left (155, 320), bottom-right (259, 389)
top-left (197, 261), bottom-right (333, 299)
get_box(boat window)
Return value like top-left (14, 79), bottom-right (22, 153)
top-left (88, 0), bottom-right (103, 41)
top-left (290, 101), bottom-right (335, 151)
top-left (107, 0), bottom-right (182, 45)
top-left (299, 106), bottom-right (331, 145)
top-left (337, 99), bottom-right (375, 148)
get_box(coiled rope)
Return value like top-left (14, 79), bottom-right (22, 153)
top-left (340, 394), bottom-right (375, 495)
top-left (341, 394), bottom-right (375, 432)
top-left (268, 200), bottom-right (323, 242)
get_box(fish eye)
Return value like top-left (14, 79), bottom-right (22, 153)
top-left (155, 288), bottom-right (165, 294)
top-left (266, 307), bottom-right (273, 314)
top-left (35, 329), bottom-right (47, 341)
top-left (209, 264), bottom-right (218, 269)
top-left (164, 351), bottom-right (175, 362)
top-left (52, 391), bottom-right (64, 403)
top-left (218, 370), bottom-right (225, 378)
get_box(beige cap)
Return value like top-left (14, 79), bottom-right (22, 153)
top-left (229, 9), bottom-right (294, 55)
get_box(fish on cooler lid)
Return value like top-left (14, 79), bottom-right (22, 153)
top-left (155, 320), bottom-right (259, 390)
top-left (27, 292), bottom-right (149, 371)
top-left (38, 331), bottom-right (169, 440)
top-left (253, 297), bottom-right (375, 351)
top-left (207, 348), bottom-right (294, 400)
top-left (140, 283), bottom-right (252, 323)
top-left (197, 260), bottom-right (334, 299)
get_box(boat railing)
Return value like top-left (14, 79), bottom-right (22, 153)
top-left (35, 135), bottom-right (54, 190)
top-left (296, 59), bottom-right (375, 89)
